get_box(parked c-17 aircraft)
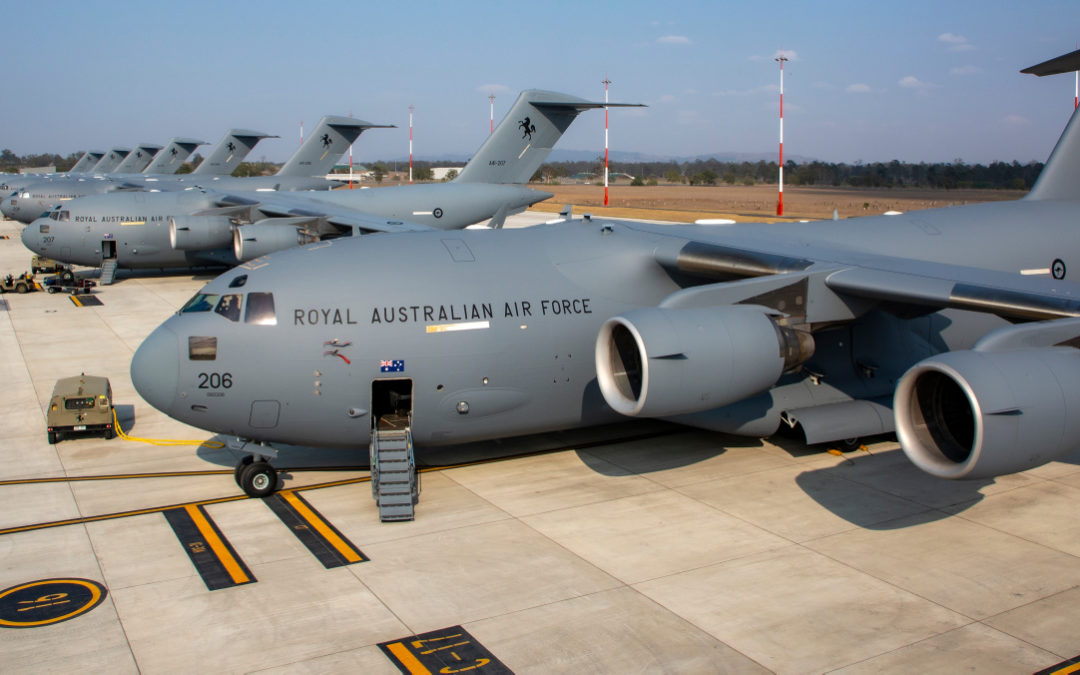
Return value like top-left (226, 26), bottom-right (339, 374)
top-left (21, 90), bottom-right (640, 277)
top-left (2, 116), bottom-right (373, 224)
top-left (0, 130), bottom-right (272, 221)
top-left (130, 50), bottom-right (1080, 503)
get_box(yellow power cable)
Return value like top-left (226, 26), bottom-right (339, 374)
top-left (112, 408), bottom-right (225, 449)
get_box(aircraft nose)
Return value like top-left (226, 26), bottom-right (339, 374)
top-left (0, 198), bottom-right (15, 219)
top-left (20, 223), bottom-right (37, 252)
top-left (131, 325), bottom-right (180, 416)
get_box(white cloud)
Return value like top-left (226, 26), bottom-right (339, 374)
top-left (950, 65), bottom-right (982, 76)
top-left (476, 84), bottom-right (512, 94)
top-left (938, 32), bottom-right (975, 52)
top-left (1001, 114), bottom-right (1031, 126)
top-left (657, 35), bottom-right (692, 45)
top-left (899, 75), bottom-right (938, 92)
top-left (846, 83), bottom-right (871, 93)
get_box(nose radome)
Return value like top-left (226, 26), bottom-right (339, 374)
top-left (131, 325), bottom-right (180, 416)
top-left (20, 224), bottom-right (37, 252)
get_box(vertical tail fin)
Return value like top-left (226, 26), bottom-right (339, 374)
top-left (92, 148), bottom-right (130, 173)
top-left (69, 151), bottom-right (104, 173)
top-left (275, 116), bottom-right (394, 177)
top-left (143, 138), bottom-right (205, 174)
top-left (192, 129), bottom-right (277, 176)
top-left (454, 90), bottom-right (644, 184)
top-left (1022, 49), bottom-right (1080, 201)
top-left (112, 143), bottom-right (162, 174)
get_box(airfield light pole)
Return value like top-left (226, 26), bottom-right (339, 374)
top-left (775, 54), bottom-right (788, 217)
top-left (300, 121), bottom-right (304, 147)
top-left (409, 105), bottom-right (415, 185)
top-left (603, 77), bottom-right (611, 206)
top-left (489, 93), bottom-right (496, 134)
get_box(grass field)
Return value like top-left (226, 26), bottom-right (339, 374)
top-left (526, 183), bottom-right (1027, 222)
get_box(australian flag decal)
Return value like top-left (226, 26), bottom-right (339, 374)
top-left (380, 359), bottom-right (405, 373)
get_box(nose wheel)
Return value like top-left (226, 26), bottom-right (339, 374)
top-left (234, 454), bottom-right (278, 498)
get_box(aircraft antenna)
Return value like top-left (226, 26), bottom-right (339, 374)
top-left (489, 93), bottom-right (496, 135)
top-left (300, 120), bottom-right (304, 147)
top-left (603, 76), bottom-right (612, 206)
top-left (775, 54), bottom-right (789, 217)
top-left (409, 105), bottom-right (415, 185)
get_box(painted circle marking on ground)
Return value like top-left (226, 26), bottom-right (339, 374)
top-left (0, 578), bottom-right (108, 628)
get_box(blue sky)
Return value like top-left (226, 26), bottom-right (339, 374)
top-left (4, 0), bottom-right (1080, 165)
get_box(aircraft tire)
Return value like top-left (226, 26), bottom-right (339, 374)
top-left (233, 454), bottom-right (255, 487)
top-left (240, 461), bottom-right (277, 498)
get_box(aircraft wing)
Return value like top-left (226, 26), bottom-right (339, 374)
top-left (209, 191), bottom-right (433, 236)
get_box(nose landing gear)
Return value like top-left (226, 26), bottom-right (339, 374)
top-left (233, 451), bottom-right (279, 498)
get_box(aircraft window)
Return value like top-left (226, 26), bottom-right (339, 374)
top-left (60, 210), bottom-right (70, 222)
top-left (49, 211), bottom-right (58, 221)
top-left (244, 292), bottom-right (277, 325)
top-left (39, 223), bottom-right (50, 234)
top-left (189, 336), bottom-right (217, 361)
top-left (180, 293), bottom-right (219, 313)
top-left (214, 294), bottom-right (242, 322)
top-left (229, 274), bottom-right (248, 289)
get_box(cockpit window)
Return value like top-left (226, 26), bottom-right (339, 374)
top-left (189, 336), bottom-right (217, 361)
top-left (38, 223), bottom-right (49, 234)
top-left (59, 210), bottom-right (70, 222)
top-left (245, 292), bottom-right (277, 325)
top-left (214, 294), bottom-right (242, 322)
top-left (180, 293), bottom-right (219, 313)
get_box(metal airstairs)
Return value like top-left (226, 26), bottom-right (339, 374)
top-left (370, 413), bottom-right (419, 522)
top-left (99, 259), bottom-right (118, 285)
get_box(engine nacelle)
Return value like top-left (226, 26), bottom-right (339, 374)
top-left (595, 305), bottom-right (814, 418)
top-left (233, 221), bottom-right (317, 262)
top-left (895, 347), bottom-right (1080, 479)
top-left (169, 215), bottom-right (234, 250)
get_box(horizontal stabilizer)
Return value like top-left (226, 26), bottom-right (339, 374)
top-left (1021, 49), bottom-right (1080, 76)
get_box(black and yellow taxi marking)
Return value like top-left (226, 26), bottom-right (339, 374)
top-left (1037, 656), bottom-right (1080, 675)
top-left (0, 578), bottom-right (107, 628)
top-left (380, 626), bottom-right (512, 675)
top-left (265, 490), bottom-right (368, 568)
top-left (69, 294), bottom-right (103, 307)
top-left (163, 504), bottom-right (255, 591)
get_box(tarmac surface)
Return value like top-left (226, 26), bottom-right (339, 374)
top-left (2, 212), bottom-right (1080, 674)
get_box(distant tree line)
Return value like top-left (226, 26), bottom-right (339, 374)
top-left (1, 148), bottom-right (1044, 190)
top-left (531, 157), bottom-right (1044, 191)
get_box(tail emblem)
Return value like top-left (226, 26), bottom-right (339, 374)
top-left (321, 134), bottom-right (332, 148)
top-left (227, 142), bottom-right (236, 151)
top-left (518, 117), bottom-right (536, 140)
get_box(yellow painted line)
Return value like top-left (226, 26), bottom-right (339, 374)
top-left (184, 505), bottom-right (249, 585)
top-left (385, 642), bottom-right (432, 675)
top-left (120, 221), bottom-right (145, 226)
top-left (0, 579), bottom-right (104, 628)
top-left (1051, 663), bottom-right (1080, 675)
top-left (425, 320), bottom-right (489, 333)
top-left (280, 491), bottom-right (363, 563)
top-left (69, 295), bottom-right (83, 307)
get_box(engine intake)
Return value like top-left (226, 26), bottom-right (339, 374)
top-left (895, 347), bottom-right (1080, 479)
top-left (595, 305), bottom-right (813, 418)
top-left (233, 220), bottom-right (318, 262)
top-left (169, 215), bottom-right (233, 250)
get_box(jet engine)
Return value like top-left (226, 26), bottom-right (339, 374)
top-left (233, 221), bottom-right (318, 262)
top-left (595, 305), bottom-right (814, 418)
top-left (169, 215), bottom-right (234, 250)
top-left (895, 347), bottom-right (1080, 479)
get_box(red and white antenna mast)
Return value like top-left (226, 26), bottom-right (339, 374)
top-left (489, 93), bottom-right (496, 134)
top-left (348, 112), bottom-right (354, 190)
top-left (300, 120), bottom-right (304, 147)
top-left (1075, 42), bottom-right (1078, 109)
top-left (603, 76), bottom-right (612, 206)
top-left (408, 104), bottom-right (415, 184)
top-left (775, 54), bottom-right (788, 217)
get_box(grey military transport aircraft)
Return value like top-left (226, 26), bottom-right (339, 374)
top-left (2, 116), bottom-right (371, 224)
top-left (21, 90), bottom-right (638, 276)
top-left (129, 50), bottom-right (1080, 504)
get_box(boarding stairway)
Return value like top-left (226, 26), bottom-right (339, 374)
top-left (370, 413), bottom-right (419, 522)
top-left (99, 259), bottom-right (118, 285)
